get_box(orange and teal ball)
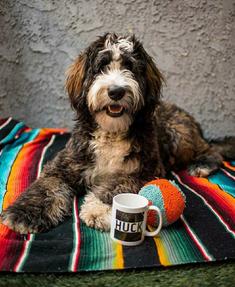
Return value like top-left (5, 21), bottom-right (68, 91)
top-left (139, 179), bottom-right (186, 227)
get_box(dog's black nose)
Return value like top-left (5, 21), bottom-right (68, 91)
top-left (108, 85), bottom-right (125, 101)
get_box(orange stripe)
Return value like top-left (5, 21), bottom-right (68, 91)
top-left (1, 130), bottom-right (56, 235)
top-left (40, 128), bottom-right (67, 134)
top-left (223, 161), bottom-right (235, 172)
top-left (193, 177), bottom-right (235, 207)
top-left (179, 171), bottom-right (235, 224)
top-left (3, 130), bottom-right (50, 210)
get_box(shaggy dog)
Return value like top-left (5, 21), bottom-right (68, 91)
top-left (1, 33), bottom-right (234, 233)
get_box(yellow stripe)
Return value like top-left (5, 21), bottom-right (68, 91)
top-left (153, 236), bottom-right (171, 266)
top-left (113, 242), bottom-right (124, 269)
top-left (148, 225), bottom-right (171, 266)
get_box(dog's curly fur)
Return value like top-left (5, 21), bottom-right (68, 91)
top-left (1, 33), bottom-right (234, 233)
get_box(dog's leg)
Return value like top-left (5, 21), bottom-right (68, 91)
top-left (80, 175), bottom-right (142, 231)
top-left (188, 140), bottom-right (223, 177)
top-left (0, 143), bottom-right (86, 234)
top-left (80, 166), bottom-right (141, 232)
top-left (79, 193), bottom-right (112, 231)
top-left (158, 103), bottom-right (223, 177)
top-left (92, 174), bottom-right (143, 205)
top-left (0, 176), bottom-right (75, 234)
top-left (188, 149), bottom-right (223, 177)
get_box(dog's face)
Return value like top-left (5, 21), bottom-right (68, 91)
top-left (66, 33), bottom-right (163, 132)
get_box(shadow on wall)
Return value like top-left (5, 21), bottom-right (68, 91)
top-left (0, 0), bottom-right (234, 138)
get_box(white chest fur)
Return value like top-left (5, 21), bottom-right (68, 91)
top-left (85, 130), bottom-right (140, 184)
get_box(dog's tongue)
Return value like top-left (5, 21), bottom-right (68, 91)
top-left (108, 105), bottom-right (123, 113)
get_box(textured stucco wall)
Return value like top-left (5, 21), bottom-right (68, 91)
top-left (0, 0), bottom-right (234, 138)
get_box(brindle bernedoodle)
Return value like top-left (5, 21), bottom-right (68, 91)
top-left (1, 33), bottom-right (234, 233)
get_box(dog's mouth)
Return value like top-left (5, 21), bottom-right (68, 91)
top-left (106, 105), bottom-right (124, 117)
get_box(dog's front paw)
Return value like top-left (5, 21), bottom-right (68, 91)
top-left (188, 162), bottom-right (218, 177)
top-left (188, 165), bottom-right (212, 177)
top-left (0, 206), bottom-right (45, 234)
top-left (79, 193), bottom-right (111, 231)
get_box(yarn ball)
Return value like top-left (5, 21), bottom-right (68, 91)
top-left (139, 179), bottom-right (186, 227)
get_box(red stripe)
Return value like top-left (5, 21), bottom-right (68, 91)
top-left (180, 216), bottom-right (212, 261)
top-left (3, 136), bottom-right (51, 210)
top-left (173, 172), bottom-right (235, 237)
top-left (14, 126), bottom-right (29, 139)
top-left (72, 197), bottom-right (81, 271)
top-left (12, 136), bottom-right (56, 272)
top-left (177, 171), bottom-right (235, 230)
top-left (13, 234), bottom-right (31, 272)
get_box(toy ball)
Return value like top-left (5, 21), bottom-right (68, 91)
top-left (139, 179), bottom-right (186, 227)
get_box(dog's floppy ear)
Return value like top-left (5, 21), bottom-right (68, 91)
top-left (65, 53), bottom-right (87, 110)
top-left (134, 39), bottom-right (164, 112)
top-left (145, 53), bottom-right (164, 106)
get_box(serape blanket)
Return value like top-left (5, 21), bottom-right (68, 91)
top-left (0, 118), bottom-right (234, 272)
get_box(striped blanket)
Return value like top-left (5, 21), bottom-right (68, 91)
top-left (0, 118), bottom-right (234, 272)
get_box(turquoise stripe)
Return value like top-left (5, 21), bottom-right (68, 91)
top-left (208, 170), bottom-right (235, 198)
top-left (0, 129), bottom-right (40, 211)
top-left (79, 220), bottom-right (113, 271)
top-left (159, 224), bottom-right (205, 265)
top-left (77, 197), bottom-right (114, 271)
top-left (0, 122), bottom-right (25, 145)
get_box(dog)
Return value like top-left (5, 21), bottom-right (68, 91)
top-left (1, 33), bottom-right (234, 233)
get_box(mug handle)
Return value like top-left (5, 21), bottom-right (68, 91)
top-left (145, 205), bottom-right (162, 237)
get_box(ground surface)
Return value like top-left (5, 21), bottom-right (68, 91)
top-left (0, 262), bottom-right (234, 287)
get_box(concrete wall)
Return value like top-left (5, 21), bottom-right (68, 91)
top-left (0, 0), bottom-right (234, 138)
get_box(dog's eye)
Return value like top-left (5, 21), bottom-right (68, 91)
top-left (100, 57), bottom-right (110, 69)
top-left (94, 54), bottom-right (111, 73)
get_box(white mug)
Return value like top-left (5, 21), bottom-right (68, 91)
top-left (110, 193), bottom-right (162, 246)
